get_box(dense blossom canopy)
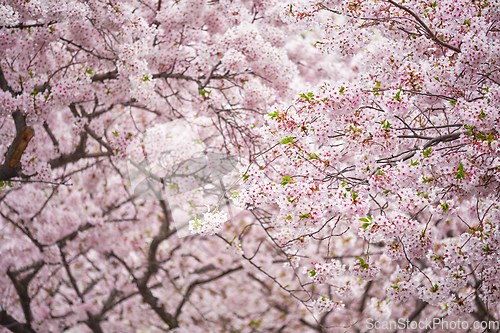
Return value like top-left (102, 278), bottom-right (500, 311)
top-left (0, 0), bottom-right (499, 332)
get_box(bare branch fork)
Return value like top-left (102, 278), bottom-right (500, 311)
top-left (3, 261), bottom-right (45, 333)
top-left (108, 198), bottom-right (179, 329)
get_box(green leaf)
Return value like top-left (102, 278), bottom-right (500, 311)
top-left (268, 111), bottom-right (280, 119)
top-left (281, 137), bottom-right (294, 144)
top-left (0, 182), bottom-right (4, 187)
top-left (281, 176), bottom-right (292, 186)
top-left (339, 86), bottom-right (345, 94)
top-left (362, 222), bottom-right (372, 230)
top-left (230, 191), bottom-right (239, 197)
top-left (307, 153), bottom-right (319, 160)
top-left (359, 218), bottom-right (369, 222)
top-left (393, 90), bottom-right (401, 101)
top-left (422, 176), bottom-right (434, 183)
top-left (112, 130), bottom-right (119, 137)
top-left (299, 92), bottom-right (315, 101)
top-left (455, 162), bottom-right (465, 179)
top-left (242, 174), bottom-right (249, 181)
top-left (356, 256), bottom-right (369, 269)
top-left (199, 89), bottom-right (211, 97)
top-left (382, 120), bottom-right (391, 130)
top-left (423, 147), bottom-right (432, 158)
top-left (449, 100), bottom-right (458, 105)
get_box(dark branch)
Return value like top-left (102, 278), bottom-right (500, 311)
top-left (0, 21), bottom-right (57, 30)
top-left (0, 67), bottom-right (19, 96)
top-left (174, 265), bottom-right (243, 320)
top-left (0, 310), bottom-right (36, 333)
top-left (49, 132), bottom-right (87, 169)
top-left (91, 70), bottom-right (118, 82)
top-left (0, 111), bottom-right (35, 181)
top-left (123, 199), bottom-right (179, 329)
top-left (385, 0), bottom-right (461, 53)
top-left (6, 261), bottom-right (45, 329)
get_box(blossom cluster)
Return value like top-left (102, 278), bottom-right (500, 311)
top-left (303, 260), bottom-right (345, 285)
top-left (188, 209), bottom-right (228, 236)
top-left (312, 296), bottom-right (344, 314)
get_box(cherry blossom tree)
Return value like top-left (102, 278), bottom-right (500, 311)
top-left (0, 0), bottom-right (332, 332)
top-left (2, 0), bottom-right (500, 332)
top-left (238, 0), bottom-right (500, 331)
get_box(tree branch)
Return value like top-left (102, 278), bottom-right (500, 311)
top-left (91, 70), bottom-right (118, 83)
top-left (0, 111), bottom-right (35, 181)
top-left (0, 21), bottom-right (57, 30)
top-left (118, 198), bottom-right (179, 329)
top-left (49, 132), bottom-right (87, 169)
top-left (6, 261), bottom-right (45, 329)
top-left (0, 310), bottom-right (36, 333)
top-left (0, 67), bottom-right (19, 96)
top-left (385, 0), bottom-right (461, 53)
top-left (174, 265), bottom-right (243, 320)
